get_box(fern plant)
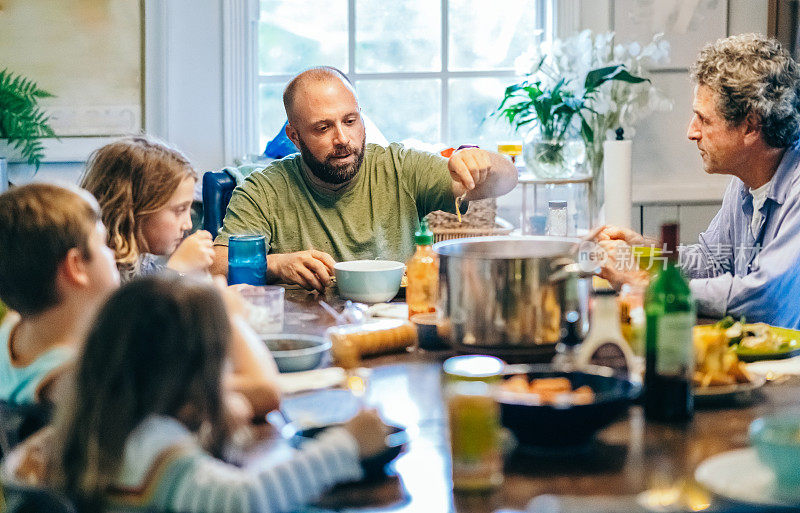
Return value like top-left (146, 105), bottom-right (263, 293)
top-left (0, 69), bottom-right (56, 169)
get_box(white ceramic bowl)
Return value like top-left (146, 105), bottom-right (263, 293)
top-left (334, 260), bottom-right (405, 303)
top-left (262, 334), bottom-right (331, 372)
top-left (750, 413), bottom-right (800, 490)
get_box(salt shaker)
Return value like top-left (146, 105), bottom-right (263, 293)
top-left (546, 200), bottom-right (568, 236)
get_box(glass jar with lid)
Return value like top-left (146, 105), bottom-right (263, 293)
top-left (442, 355), bottom-right (504, 492)
top-left (546, 200), bottom-right (568, 237)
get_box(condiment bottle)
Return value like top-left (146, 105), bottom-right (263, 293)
top-left (644, 222), bottom-right (695, 423)
top-left (406, 218), bottom-right (438, 318)
top-left (546, 200), bottom-right (568, 236)
top-left (619, 282), bottom-right (646, 356)
top-left (443, 355), bottom-right (504, 492)
top-left (553, 310), bottom-right (584, 370)
top-left (574, 289), bottom-right (635, 378)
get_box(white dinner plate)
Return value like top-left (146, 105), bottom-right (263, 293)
top-left (695, 448), bottom-right (800, 507)
top-left (694, 374), bottom-right (766, 402)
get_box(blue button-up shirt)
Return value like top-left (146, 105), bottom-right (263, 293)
top-left (681, 143), bottom-right (800, 328)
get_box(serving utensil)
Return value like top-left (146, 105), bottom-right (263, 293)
top-left (455, 190), bottom-right (467, 223)
top-left (319, 299), bottom-right (345, 324)
top-left (319, 299), bottom-right (367, 325)
top-left (266, 409), bottom-right (297, 439)
top-left (320, 299), bottom-right (369, 406)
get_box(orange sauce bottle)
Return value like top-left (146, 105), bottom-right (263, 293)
top-left (406, 219), bottom-right (438, 318)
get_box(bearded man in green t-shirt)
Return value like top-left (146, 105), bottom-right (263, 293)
top-left (211, 66), bottom-right (517, 291)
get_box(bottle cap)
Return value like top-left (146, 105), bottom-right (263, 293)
top-left (559, 310), bottom-right (584, 348)
top-left (415, 218), bottom-right (434, 246)
top-left (548, 200), bottom-right (567, 209)
top-left (592, 288), bottom-right (618, 297)
top-left (443, 355), bottom-right (504, 382)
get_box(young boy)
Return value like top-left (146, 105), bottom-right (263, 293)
top-left (0, 184), bottom-right (120, 405)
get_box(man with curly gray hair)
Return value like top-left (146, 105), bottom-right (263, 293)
top-left (598, 34), bottom-right (800, 328)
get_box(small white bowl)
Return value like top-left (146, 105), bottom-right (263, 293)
top-left (262, 334), bottom-right (331, 372)
top-left (334, 260), bottom-right (405, 303)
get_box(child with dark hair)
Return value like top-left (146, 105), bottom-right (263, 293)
top-left (4, 276), bottom-right (388, 513)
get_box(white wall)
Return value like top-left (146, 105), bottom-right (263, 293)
top-left (145, 0), bottom-right (227, 173)
top-left (8, 0), bottom-right (229, 186)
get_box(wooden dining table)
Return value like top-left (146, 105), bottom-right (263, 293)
top-left (243, 288), bottom-right (800, 513)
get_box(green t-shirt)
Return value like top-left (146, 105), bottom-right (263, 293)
top-left (215, 143), bottom-right (458, 263)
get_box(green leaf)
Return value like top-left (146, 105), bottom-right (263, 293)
top-left (611, 68), bottom-right (649, 85)
top-left (584, 64), bottom-right (649, 93)
top-left (0, 69), bottom-right (58, 169)
top-left (584, 65), bottom-right (620, 91)
top-left (579, 114), bottom-right (594, 144)
top-left (495, 75), bottom-right (585, 136)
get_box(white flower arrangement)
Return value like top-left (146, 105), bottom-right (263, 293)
top-left (513, 30), bottom-right (673, 175)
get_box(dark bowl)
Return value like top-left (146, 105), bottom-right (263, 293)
top-left (497, 364), bottom-right (641, 448)
top-left (291, 424), bottom-right (408, 479)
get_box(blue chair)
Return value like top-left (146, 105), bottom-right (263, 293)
top-left (202, 171), bottom-right (237, 240)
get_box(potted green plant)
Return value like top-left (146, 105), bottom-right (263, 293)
top-left (507, 31), bottom-right (672, 217)
top-left (497, 61), bottom-right (646, 179)
top-left (0, 69), bottom-right (56, 189)
top-left (497, 76), bottom-right (583, 178)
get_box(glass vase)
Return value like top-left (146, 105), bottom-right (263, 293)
top-left (522, 131), bottom-right (585, 179)
top-left (585, 136), bottom-right (605, 226)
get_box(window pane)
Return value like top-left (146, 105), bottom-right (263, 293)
top-left (355, 0), bottom-right (441, 72)
top-left (356, 79), bottom-right (440, 142)
top-left (449, 0), bottom-right (541, 71)
top-left (258, 83), bottom-right (289, 152)
top-left (259, 0), bottom-right (347, 75)
top-left (448, 78), bottom-right (518, 147)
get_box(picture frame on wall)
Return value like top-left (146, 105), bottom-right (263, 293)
top-left (613, 0), bottom-right (729, 70)
top-left (0, 0), bottom-right (142, 162)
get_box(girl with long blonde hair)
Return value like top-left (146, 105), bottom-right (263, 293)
top-left (80, 135), bottom-right (214, 282)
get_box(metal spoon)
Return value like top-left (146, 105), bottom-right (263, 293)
top-left (319, 299), bottom-right (346, 324)
top-left (266, 409), bottom-right (297, 439)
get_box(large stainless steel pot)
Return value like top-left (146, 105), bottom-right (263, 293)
top-left (434, 236), bottom-right (589, 359)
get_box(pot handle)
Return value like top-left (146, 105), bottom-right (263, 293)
top-left (548, 261), bottom-right (596, 284)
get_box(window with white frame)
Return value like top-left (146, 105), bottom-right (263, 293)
top-left (256, 0), bottom-right (555, 152)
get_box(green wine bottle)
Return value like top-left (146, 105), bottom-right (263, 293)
top-left (644, 222), bottom-right (695, 422)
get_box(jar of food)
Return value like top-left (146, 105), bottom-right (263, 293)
top-left (443, 355), bottom-right (504, 492)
